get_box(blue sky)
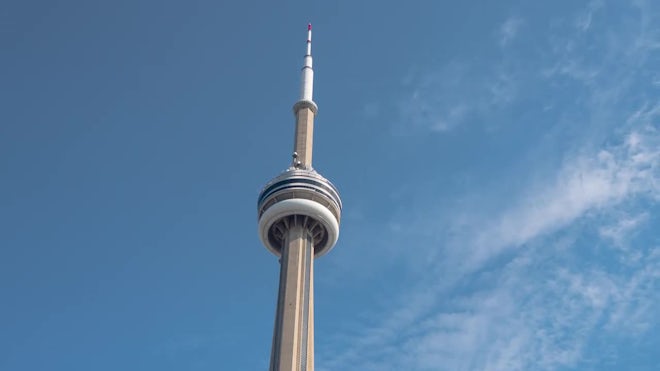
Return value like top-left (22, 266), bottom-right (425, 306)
top-left (2, 0), bottom-right (659, 370)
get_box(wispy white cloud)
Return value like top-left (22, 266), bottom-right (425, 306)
top-left (498, 16), bottom-right (523, 47)
top-left (393, 14), bottom-right (529, 134)
top-left (464, 121), bottom-right (659, 268)
top-left (322, 239), bottom-right (660, 371)
top-left (598, 212), bottom-right (649, 247)
top-left (434, 245), bottom-right (656, 371)
top-left (320, 121), bottom-right (660, 369)
top-left (396, 61), bottom-right (519, 134)
top-left (397, 62), bottom-right (471, 133)
top-left (575, 0), bottom-right (604, 32)
top-left (322, 2), bottom-right (660, 370)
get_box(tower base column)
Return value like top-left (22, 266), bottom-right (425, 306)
top-left (269, 220), bottom-right (315, 371)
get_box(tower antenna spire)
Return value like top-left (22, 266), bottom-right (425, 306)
top-left (298, 23), bottom-right (315, 103)
top-left (291, 23), bottom-right (318, 168)
top-left (306, 23), bottom-right (312, 56)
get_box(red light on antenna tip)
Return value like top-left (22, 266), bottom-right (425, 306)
top-left (308, 24), bottom-right (312, 30)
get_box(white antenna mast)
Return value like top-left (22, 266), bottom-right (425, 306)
top-left (300, 23), bottom-right (314, 101)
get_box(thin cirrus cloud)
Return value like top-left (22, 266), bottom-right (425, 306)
top-left (394, 18), bottom-right (527, 135)
top-left (320, 118), bottom-right (659, 370)
top-left (498, 16), bottom-right (523, 47)
top-left (321, 2), bottom-right (660, 370)
top-left (599, 212), bottom-right (650, 248)
top-left (464, 120), bottom-right (659, 269)
top-left (397, 62), bottom-right (517, 134)
top-left (398, 245), bottom-right (660, 371)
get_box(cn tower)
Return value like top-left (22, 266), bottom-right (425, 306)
top-left (257, 24), bottom-right (342, 371)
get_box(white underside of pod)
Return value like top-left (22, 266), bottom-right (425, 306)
top-left (258, 198), bottom-right (339, 257)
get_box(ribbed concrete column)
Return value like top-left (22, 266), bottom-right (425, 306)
top-left (293, 107), bottom-right (315, 168)
top-left (269, 222), bottom-right (315, 371)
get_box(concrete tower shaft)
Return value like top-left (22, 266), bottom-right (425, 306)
top-left (257, 24), bottom-right (341, 371)
top-left (269, 221), bottom-right (315, 370)
top-left (292, 105), bottom-right (316, 169)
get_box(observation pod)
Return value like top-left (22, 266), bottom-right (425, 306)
top-left (257, 168), bottom-right (342, 257)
